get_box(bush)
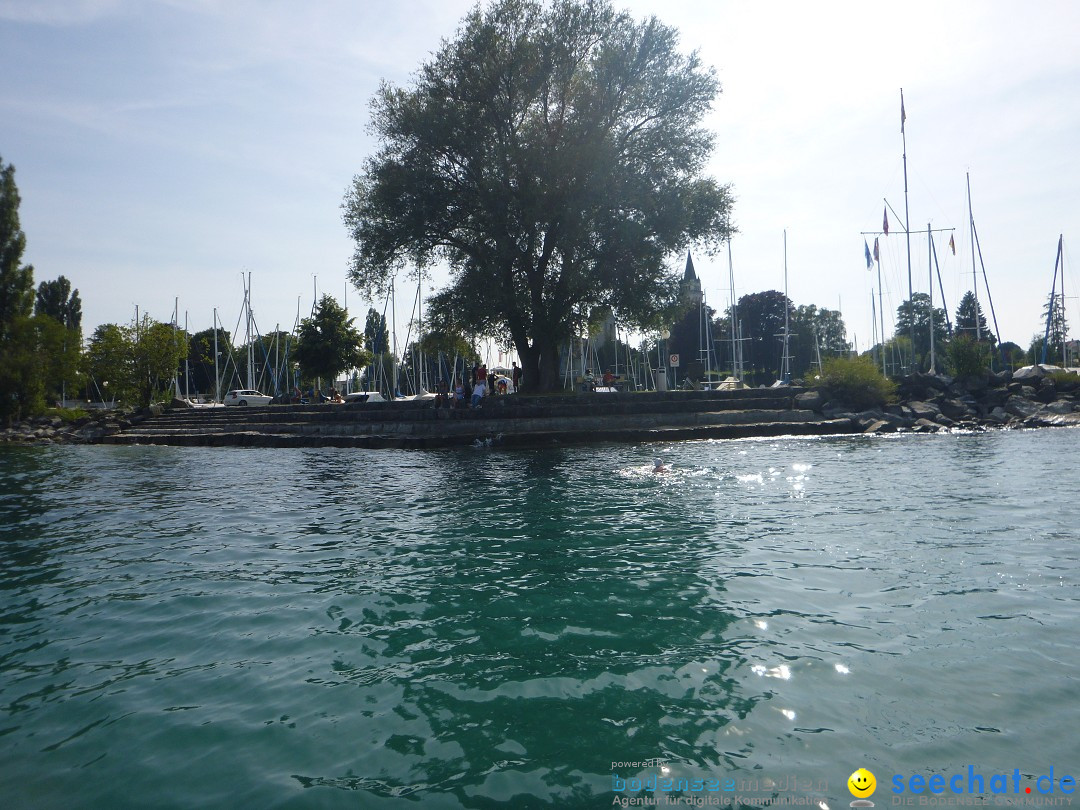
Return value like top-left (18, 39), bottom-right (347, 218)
top-left (816, 355), bottom-right (896, 409)
top-left (946, 335), bottom-right (991, 380)
top-left (1050, 370), bottom-right (1080, 392)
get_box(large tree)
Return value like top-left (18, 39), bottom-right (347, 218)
top-left (295, 295), bottom-right (369, 385)
top-left (35, 275), bottom-right (82, 334)
top-left (895, 293), bottom-right (950, 372)
top-left (0, 156), bottom-right (34, 339)
top-left (730, 290), bottom-right (791, 381)
top-left (343, 0), bottom-right (733, 392)
top-left (954, 290), bottom-right (995, 346)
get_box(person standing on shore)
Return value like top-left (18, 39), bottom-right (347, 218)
top-left (512, 361), bottom-right (522, 393)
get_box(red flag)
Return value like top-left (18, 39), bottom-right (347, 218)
top-left (883, 207), bottom-right (889, 236)
top-left (949, 234), bottom-right (956, 255)
top-left (873, 237), bottom-right (880, 262)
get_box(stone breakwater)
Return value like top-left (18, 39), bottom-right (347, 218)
top-left (797, 364), bottom-right (1080, 434)
top-left (3, 367), bottom-right (1078, 449)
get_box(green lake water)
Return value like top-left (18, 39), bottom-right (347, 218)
top-left (2, 429), bottom-right (1078, 809)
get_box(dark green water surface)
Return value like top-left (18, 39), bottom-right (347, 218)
top-left (2, 429), bottom-right (1079, 808)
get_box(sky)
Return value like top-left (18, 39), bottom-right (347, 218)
top-left (2, 0), bottom-right (1079, 359)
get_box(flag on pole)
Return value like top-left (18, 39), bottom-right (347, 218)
top-left (901, 91), bottom-right (906, 134)
top-left (949, 234), bottom-right (956, 255)
top-left (873, 237), bottom-right (880, 262)
top-left (864, 239), bottom-right (873, 269)
top-left (883, 207), bottom-right (889, 235)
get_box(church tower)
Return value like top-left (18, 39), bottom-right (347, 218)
top-left (680, 250), bottom-right (702, 310)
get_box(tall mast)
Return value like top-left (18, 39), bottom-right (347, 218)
top-left (781, 229), bottom-right (791, 384)
top-left (927, 224), bottom-right (936, 374)
top-left (246, 272), bottom-right (254, 390)
top-left (900, 89), bottom-right (915, 371)
top-left (391, 276), bottom-right (398, 397)
top-left (213, 308), bottom-right (219, 402)
top-left (1041, 235), bottom-right (1064, 365)
top-left (1061, 242), bottom-right (1068, 366)
top-left (875, 240), bottom-right (885, 376)
top-left (967, 173), bottom-right (981, 341)
top-left (728, 239), bottom-right (738, 381)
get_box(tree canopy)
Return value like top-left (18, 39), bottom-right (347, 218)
top-left (343, 0), bottom-right (733, 391)
top-left (0, 156), bottom-right (33, 340)
top-left (35, 276), bottom-right (82, 334)
top-left (295, 295), bottom-right (369, 384)
top-left (895, 293), bottom-right (950, 372)
top-left (954, 291), bottom-right (995, 345)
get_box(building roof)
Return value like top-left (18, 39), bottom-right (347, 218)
top-left (683, 250), bottom-right (697, 282)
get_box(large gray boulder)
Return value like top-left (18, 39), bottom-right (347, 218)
top-left (1004, 396), bottom-right (1040, 419)
top-left (794, 390), bottom-right (825, 411)
top-left (907, 400), bottom-right (941, 419)
top-left (1013, 365), bottom-right (1048, 382)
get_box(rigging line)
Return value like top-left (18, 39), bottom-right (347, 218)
top-left (1041, 236), bottom-right (1064, 365)
top-left (970, 218), bottom-right (1005, 368)
top-left (930, 233), bottom-right (952, 333)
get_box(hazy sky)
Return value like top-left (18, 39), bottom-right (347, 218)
top-left (3, 0), bottom-right (1079, 357)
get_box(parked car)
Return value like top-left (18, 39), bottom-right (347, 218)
top-left (223, 389), bottom-right (273, 406)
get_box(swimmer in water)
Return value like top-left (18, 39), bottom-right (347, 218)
top-left (652, 457), bottom-right (668, 473)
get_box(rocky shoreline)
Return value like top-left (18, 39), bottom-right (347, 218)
top-left (798, 364), bottom-right (1080, 433)
top-left (3, 366), bottom-right (1079, 447)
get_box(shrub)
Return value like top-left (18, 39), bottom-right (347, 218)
top-left (946, 335), bottom-right (991, 380)
top-left (816, 355), bottom-right (896, 409)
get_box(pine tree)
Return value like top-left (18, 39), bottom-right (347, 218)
top-left (954, 291), bottom-right (995, 345)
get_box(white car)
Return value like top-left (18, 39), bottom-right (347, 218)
top-left (223, 389), bottom-right (273, 406)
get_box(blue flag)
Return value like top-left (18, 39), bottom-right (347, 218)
top-left (864, 239), bottom-right (872, 269)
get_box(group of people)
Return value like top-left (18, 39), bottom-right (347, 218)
top-left (433, 361), bottom-right (523, 409)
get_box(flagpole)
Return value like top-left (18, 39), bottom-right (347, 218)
top-left (901, 88), bottom-right (914, 371)
top-left (876, 243), bottom-right (885, 376)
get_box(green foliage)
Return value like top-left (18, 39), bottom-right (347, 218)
top-left (728, 290), bottom-right (791, 379)
top-left (295, 295), bottom-right (369, 383)
top-left (0, 316), bottom-right (47, 421)
top-left (946, 335), bottom-right (991, 380)
top-left (999, 341), bottom-right (1025, 370)
top-left (816, 355), bottom-right (896, 409)
top-left (84, 316), bottom-right (187, 407)
top-left (0, 156), bottom-right (34, 339)
top-left (86, 323), bottom-right (134, 403)
top-left (954, 290), bottom-right (994, 345)
top-left (895, 293), bottom-right (951, 371)
top-left (186, 327), bottom-right (232, 399)
top-left (35, 276), bottom-right (82, 334)
top-left (1049, 370), bottom-right (1080, 391)
top-left (344, 0), bottom-right (733, 391)
top-left (363, 307), bottom-right (390, 354)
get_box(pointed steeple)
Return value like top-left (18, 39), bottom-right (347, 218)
top-left (683, 250), bottom-right (697, 282)
top-left (680, 250), bottom-right (702, 309)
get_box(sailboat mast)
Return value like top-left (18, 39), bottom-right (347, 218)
top-left (782, 230), bottom-right (791, 384)
top-left (901, 89), bottom-right (914, 371)
top-left (246, 272), bottom-right (254, 390)
top-left (967, 173), bottom-right (981, 341)
top-left (728, 240), bottom-right (738, 381)
top-left (927, 224), bottom-right (936, 374)
top-left (1061, 243), bottom-right (1068, 366)
top-left (213, 308), bottom-right (219, 402)
top-left (1041, 235), bottom-right (1063, 365)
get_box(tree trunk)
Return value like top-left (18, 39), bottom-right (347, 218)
top-left (516, 336), bottom-right (563, 393)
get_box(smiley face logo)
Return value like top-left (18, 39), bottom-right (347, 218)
top-left (848, 768), bottom-right (877, 798)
